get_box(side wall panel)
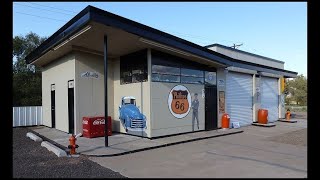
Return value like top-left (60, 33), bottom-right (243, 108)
top-left (150, 82), bottom-right (205, 137)
top-left (75, 51), bottom-right (114, 135)
top-left (42, 53), bottom-right (75, 132)
top-left (113, 58), bottom-right (151, 137)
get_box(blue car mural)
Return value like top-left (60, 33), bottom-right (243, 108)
top-left (119, 96), bottom-right (147, 132)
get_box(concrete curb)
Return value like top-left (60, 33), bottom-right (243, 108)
top-left (83, 130), bottom-right (244, 157)
top-left (252, 122), bottom-right (276, 127)
top-left (278, 119), bottom-right (297, 123)
top-left (26, 132), bottom-right (43, 142)
top-left (41, 141), bottom-right (68, 157)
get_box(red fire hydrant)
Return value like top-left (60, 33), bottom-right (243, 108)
top-left (68, 134), bottom-right (79, 155)
top-left (286, 109), bottom-right (291, 120)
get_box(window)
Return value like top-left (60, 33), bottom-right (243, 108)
top-left (205, 71), bottom-right (217, 85)
top-left (152, 65), bottom-right (180, 75)
top-left (152, 65), bottom-right (180, 83)
top-left (151, 50), bottom-right (217, 85)
top-left (120, 50), bottom-right (148, 84)
top-left (152, 74), bottom-right (180, 83)
top-left (152, 65), bottom-right (210, 84)
top-left (181, 76), bottom-right (204, 84)
top-left (123, 98), bottom-right (136, 105)
top-left (181, 68), bottom-right (204, 84)
top-left (181, 68), bottom-right (204, 77)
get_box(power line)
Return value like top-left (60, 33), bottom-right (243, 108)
top-left (15, 3), bottom-right (75, 16)
top-left (27, 2), bottom-right (79, 13)
top-left (15, 4), bottom-right (250, 50)
top-left (15, 11), bottom-right (66, 22)
top-left (17, 3), bottom-right (230, 46)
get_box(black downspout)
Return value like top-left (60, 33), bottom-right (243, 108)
top-left (104, 35), bottom-right (108, 147)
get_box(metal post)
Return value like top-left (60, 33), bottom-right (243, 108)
top-left (104, 35), bottom-right (108, 147)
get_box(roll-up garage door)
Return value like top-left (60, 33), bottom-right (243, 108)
top-left (261, 77), bottom-right (279, 123)
top-left (226, 72), bottom-right (253, 127)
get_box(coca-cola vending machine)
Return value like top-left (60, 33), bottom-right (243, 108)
top-left (82, 116), bottom-right (112, 138)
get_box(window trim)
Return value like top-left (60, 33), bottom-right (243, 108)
top-left (151, 64), bottom-right (216, 84)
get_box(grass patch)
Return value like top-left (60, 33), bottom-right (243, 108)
top-left (285, 106), bottom-right (307, 112)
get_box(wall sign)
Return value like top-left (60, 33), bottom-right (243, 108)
top-left (208, 73), bottom-right (214, 81)
top-left (202, 89), bottom-right (205, 98)
top-left (68, 80), bottom-right (74, 88)
top-left (232, 122), bottom-right (240, 129)
top-left (81, 71), bottom-right (99, 79)
top-left (218, 79), bottom-right (225, 87)
top-left (51, 84), bottom-right (55, 91)
top-left (219, 91), bottom-right (225, 113)
top-left (168, 85), bottom-right (191, 119)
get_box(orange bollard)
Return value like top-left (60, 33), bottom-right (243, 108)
top-left (258, 109), bottom-right (268, 124)
top-left (221, 113), bottom-right (230, 129)
top-left (286, 109), bottom-right (291, 120)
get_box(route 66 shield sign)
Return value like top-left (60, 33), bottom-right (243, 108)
top-left (168, 85), bottom-right (191, 119)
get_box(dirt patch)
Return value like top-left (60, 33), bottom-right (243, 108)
top-left (13, 127), bottom-right (127, 178)
top-left (265, 128), bottom-right (307, 146)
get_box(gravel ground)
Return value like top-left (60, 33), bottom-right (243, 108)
top-left (13, 127), bottom-right (127, 178)
top-left (266, 128), bottom-right (307, 146)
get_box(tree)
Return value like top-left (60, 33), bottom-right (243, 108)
top-left (13, 32), bottom-right (47, 106)
top-left (285, 74), bottom-right (307, 106)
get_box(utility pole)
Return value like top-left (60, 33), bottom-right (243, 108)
top-left (230, 43), bottom-right (243, 49)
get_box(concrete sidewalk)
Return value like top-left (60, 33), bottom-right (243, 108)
top-left (29, 126), bottom-right (243, 156)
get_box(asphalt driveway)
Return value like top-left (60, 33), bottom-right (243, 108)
top-left (13, 127), bottom-right (126, 178)
top-left (89, 119), bottom-right (307, 178)
top-left (13, 118), bottom-right (307, 178)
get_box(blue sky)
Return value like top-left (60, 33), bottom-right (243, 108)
top-left (13, 2), bottom-right (307, 76)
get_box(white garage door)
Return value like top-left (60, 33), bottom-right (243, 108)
top-left (226, 72), bottom-right (253, 127)
top-left (261, 77), bottom-right (279, 123)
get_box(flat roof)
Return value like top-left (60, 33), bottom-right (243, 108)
top-left (25, 5), bottom-right (297, 78)
top-left (205, 43), bottom-right (285, 64)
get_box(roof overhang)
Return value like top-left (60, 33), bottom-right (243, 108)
top-left (229, 58), bottom-right (298, 78)
top-left (25, 5), bottom-right (232, 67)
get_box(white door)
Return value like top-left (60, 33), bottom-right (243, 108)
top-left (261, 77), bottom-right (279, 123)
top-left (226, 72), bottom-right (253, 127)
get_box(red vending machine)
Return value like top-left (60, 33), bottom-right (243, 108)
top-left (82, 116), bottom-right (112, 138)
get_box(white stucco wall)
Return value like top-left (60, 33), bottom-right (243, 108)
top-left (42, 53), bottom-right (75, 133)
top-left (150, 82), bottom-right (205, 137)
top-left (74, 51), bottom-right (114, 135)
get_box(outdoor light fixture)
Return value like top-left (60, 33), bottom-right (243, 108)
top-left (53, 25), bottom-right (92, 51)
top-left (139, 37), bottom-right (192, 57)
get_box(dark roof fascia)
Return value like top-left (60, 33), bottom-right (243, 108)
top-left (205, 43), bottom-right (285, 64)
top-left (25, 6), bottom-right (92, 63)
top-left (204, 48), bottom-right (297, 77)
top-left (230, 58), bottom-right (297, 78)
top-left (26, 5), bottom-right (234, 66)
top-left (89, 6), bottom-right (234, 66)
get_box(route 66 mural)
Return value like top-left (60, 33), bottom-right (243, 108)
top-left (167, 85), bottom-right (191, 119)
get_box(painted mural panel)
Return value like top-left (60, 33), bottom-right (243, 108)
top-left (118, 96), bottom-right (148, 137)
top-left (151, 82), bottom-right (204, 137)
